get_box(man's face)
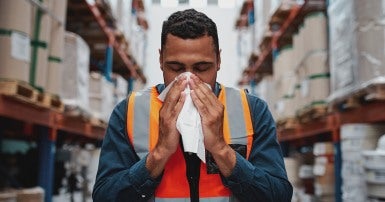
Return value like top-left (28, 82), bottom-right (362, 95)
top-left (159, 34), bottom-right (221, 90)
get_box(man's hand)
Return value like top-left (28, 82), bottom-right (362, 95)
top-left (146, 76), bottom-right (187, 178)
top-left (189, 74), bottom-right (236, 177)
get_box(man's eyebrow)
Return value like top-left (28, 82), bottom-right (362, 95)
top-left (165, 61), bottom-right (184, 66)
top-left (193, 61), bottom-right (214, 66)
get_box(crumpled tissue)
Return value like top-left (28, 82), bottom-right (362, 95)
top-left (158, 72), bottom-right (207, 162)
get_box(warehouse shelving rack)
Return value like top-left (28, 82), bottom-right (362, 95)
top-left (235, 0), bottom-right (385, 202)
top-left (0, 1), bottom-right (148, 201)
top-left (0, 94), bottom-right (105, 202)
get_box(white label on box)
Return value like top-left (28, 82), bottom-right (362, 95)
top-left (11, 32), bottom-right (30, 62)
top-left (301, 79), bottom-right (310, 97)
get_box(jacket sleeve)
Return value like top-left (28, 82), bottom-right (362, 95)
top-left (222, 96), bottom-right (293, 201)
top-left (92, 98), bottom-right (161, 202)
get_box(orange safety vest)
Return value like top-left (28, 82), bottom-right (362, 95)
top-left (126, 85), bottom-right (254, 201)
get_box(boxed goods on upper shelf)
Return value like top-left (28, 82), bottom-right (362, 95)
top-left (328, 0), bottom-right (385, 103)
top-left (61, 31), bottom-right (90, 115)
top-left (0, 1), bottom-right (32, 83)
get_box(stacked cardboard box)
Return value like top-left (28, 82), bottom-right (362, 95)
top-left (46, 0), bottom-right (67, 94)
top-left (313, 142), bottom-right (335, 201)
top-left (341, 124), bottom-right (385, 202)
top-left (0, 1), bottom-right (32, 82)
top-left (30, 0), bottom-right (52, 90)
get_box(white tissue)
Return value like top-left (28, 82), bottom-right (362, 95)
top-left (157, 72), bottom-right (207, 163)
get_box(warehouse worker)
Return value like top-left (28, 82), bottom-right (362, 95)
top-left (92, 9), bottom-right (292, 201)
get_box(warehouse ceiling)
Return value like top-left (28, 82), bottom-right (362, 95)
top-left (65, 0), bottom-right (146, 83)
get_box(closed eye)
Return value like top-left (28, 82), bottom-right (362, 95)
top-left (193, 62), bottom-right (214, 72)
top-left (165, 61), bottom-right (185, 72)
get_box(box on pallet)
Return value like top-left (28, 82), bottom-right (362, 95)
top-left (61, 31), bottom-right (90, 113)
top-left (341, 124), bottom-right (385, 152)
top-left (0, 1), bottom-right (32, 82)
top-left (46, 0), bottom-right (67, 94)
top-left (303, 12), bottom-right (327, 53)
top-left (304, 50), bottom-right (328, 76)
top-left (284, 157), bottom-right (301, 187)
top-left (313, 142), bottom-right (335, 197)
top-left (89, 72), bottom-right (115, 123)
top-left (329, 0), bottom-right (385, 102)
top-left (30, 0), bottom-right (52, 90)
top-left (341, 123), bottom-right (385, 202)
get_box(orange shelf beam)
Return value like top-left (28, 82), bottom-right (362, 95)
top-left (0, 95), bottom-right (105, 140)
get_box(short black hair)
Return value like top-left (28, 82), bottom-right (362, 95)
top-left (161, 9), bottom-right (220, 55)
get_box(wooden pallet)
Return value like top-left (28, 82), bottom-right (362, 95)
top-left (330, 83), bottom-right (385, 111)
top-left (365, 82), bottom-right (385, 101)
top-left (63, 105), bottom-right (91, 120)
top-left (90, 116), bottom-right (107, 129)
top-left (277, 117), bottom-right (298, 130)
top-left (37, 92), bottom-right (64, 113)
top-left (0, 79), bottom-right (38, 104)
top-left (297, 105), bottom-right (328, 123)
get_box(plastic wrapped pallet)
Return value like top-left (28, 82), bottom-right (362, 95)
top-left (356, 21), bottom-right (385, 85)
top-left (328, 0), bottom-right (359, 101)
top-left (341, 123), bottom-right (385, 202)
top-left (46, 0), bottom-right (67, 94)
top-left (0, 0), bottom-right (32, 82)
top-left (89, 72), bottom-right (115, 123)
top-left (61, 31), bottom-right (90, 114)
top-left (329, 0), bottom-right (385, 103)
top-left (30, 0), bottom-right (52, 90)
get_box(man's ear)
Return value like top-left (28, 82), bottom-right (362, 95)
top-left (159, 49), bottom-right (163, 71)
top-left (217, 49), bottom-right (222, 71)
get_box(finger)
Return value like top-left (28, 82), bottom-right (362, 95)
top-left (164, 78), bottom-right (188, 107)
top-left (189, 75), bottom-right (217, 106)
top-left (174, 91), bottom-right (186, 114)
top-left (190, 90), bottom-right (208, 116)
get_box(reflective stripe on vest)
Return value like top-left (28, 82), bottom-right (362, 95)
top-left (126, 85), bottom-right (253, 201)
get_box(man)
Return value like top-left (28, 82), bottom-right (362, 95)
top-left (93, 9), bottom-right (292, 201)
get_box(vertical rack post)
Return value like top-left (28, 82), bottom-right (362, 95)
top-left (331, 114), bottom-right (342, 202)
top-left (105, 40), bottom-right (113, 82)
top-left (38, 127), bottom-right (57, 202)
